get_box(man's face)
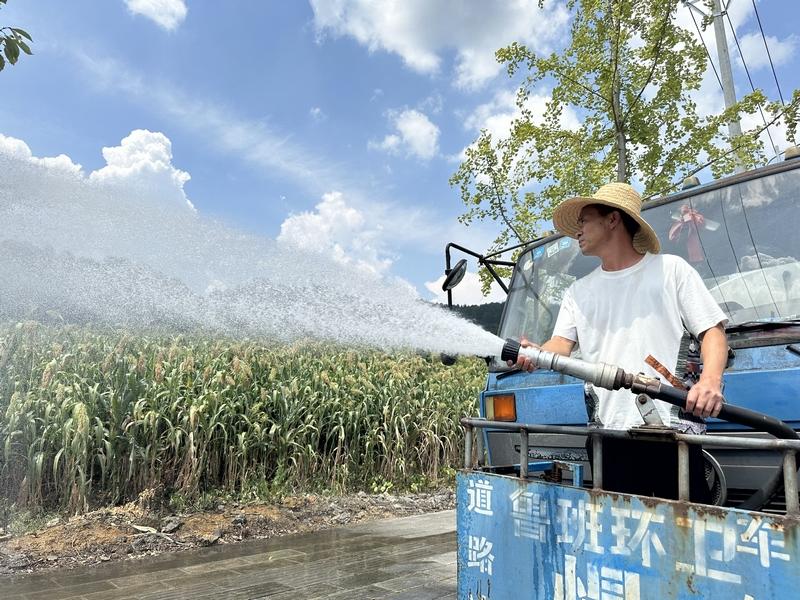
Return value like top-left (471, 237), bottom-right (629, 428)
top-left (576, 206), bottom-right (611, 256)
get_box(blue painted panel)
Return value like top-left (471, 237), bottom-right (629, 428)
top-left (714, 367), bottom-right (800, 429)
top-left (482, 382), bottom-right (586, 426)
top-left (458, 471), bottom-right (800, 599)
top-left (490, 369), bottom-right (585, 390)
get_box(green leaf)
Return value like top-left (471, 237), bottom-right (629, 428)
top-left (0, 53), bottom-right (5, 71)
top-left (11, 27), bottom-right (32, 41)
top-left (3, 37), bottom-right (19, 64)
top-left (17, 39), bottom-right (31, 55)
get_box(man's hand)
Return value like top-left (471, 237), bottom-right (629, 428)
top-left (507, 337), bottom-right (541, 372)
top-left (687, 323), bottom-right (728, 418)
top-left (506, 335), bottom-right (576, 372)
top-left (685, 375), bottom-right (724, 418)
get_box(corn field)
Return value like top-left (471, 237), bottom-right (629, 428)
top-left (0, 322), bottom-right (483, 514)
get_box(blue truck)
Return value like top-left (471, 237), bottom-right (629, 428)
top-left (443, 152), bottom-right (800, 598)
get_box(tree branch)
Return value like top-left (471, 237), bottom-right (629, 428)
top-left (646, 99), bottom-right (799, 199)
top-left (622, 3), bottom-right (674, 126)
top-left (490, 172), bottom-right (524, 242)
top-left (545, 64), bottom-right (610, 106)
top-left (609, 0), bottom-right (627, 180)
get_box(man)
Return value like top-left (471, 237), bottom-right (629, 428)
top-left (513, 182), bottom-right (728, 502)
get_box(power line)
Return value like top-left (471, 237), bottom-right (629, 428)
top-left (685, 2), bottom-right (724, 93)
top-left (723, 8), bottom-right (779, 159)
top-left (645, 98), bottom-right (799, 200)
top-left (750, 0), bottom-right (786, 106)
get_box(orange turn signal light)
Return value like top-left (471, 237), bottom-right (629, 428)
top-left (486, 394), bottom-right (516, 422)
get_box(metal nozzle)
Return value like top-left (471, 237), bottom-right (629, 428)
top-left (500, 338), bottom-right (521, 363)
top-left (500, 338), bottom-right (625, 391)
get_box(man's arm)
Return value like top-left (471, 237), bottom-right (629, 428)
top-left (511, 336), bottom-right (576, 371)
top-left (685, 322), bottom-right (728, 418)
top-left (541, 336), bottom-right (576, 356)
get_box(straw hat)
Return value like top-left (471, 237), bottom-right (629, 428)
top-left (552, 182), bottom-right (661, 254)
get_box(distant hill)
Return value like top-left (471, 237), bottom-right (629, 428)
top-left (446, 301), bottom-right (504, 334)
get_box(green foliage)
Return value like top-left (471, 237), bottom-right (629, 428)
top-left (0, 322), bottom-right (484, 514)
top-left (369, 476), bottom-right (395, 495)
top-left (0, 1), bottom-right (33, 72)
top-left (447, 302), bottom-right (504, 334)
top-left (451, 0), bottom-right (799, 293)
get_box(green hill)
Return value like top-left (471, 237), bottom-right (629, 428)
top-left (446, 301), bottom-right (504, 334)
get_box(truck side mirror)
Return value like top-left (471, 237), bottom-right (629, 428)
top-left (442, 259), bottom-right (467, 291)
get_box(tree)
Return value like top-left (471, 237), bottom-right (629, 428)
top-left (0, 0), bottom-right (33, 72)
top-left (451, 0), bottom-right (799, 291)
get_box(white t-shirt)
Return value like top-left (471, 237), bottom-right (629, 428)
top-left (553, 253), bottom-right (727, 430)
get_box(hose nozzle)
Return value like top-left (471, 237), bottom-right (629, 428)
top-left (500, 338), bottom-right (626, 391)
top-left (500, 338), bottom-right (521, 363)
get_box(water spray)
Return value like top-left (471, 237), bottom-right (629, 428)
top-left (0, 152), bottom-right (501, 358)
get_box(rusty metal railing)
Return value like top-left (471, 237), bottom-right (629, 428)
top-left (460, 418), bottom-right (800, 515)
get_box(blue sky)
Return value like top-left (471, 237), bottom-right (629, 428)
top-left (1, 0), bottom-right (798, 304)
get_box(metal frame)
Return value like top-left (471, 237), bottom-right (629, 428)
top-left (461, 418), bottom-right (800, 515)
top-left (443, 242), bottom-right (520, 306)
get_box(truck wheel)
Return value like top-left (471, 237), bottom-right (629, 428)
top-left (703, 450), bottom-right (728, 506)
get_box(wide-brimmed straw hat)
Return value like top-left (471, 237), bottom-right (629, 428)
top-left (552, 182), bottom-right (661, 254)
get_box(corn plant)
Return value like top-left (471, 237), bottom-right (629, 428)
top-left (0, 322), bottom-right (484, 513)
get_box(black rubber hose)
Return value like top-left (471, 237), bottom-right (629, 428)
top-left (646, 384), bottom-right (799, 510)
top-left (653, 385), bottom-right (799, 440)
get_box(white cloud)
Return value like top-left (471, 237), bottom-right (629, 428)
top-left (373, 133), bottom-right (400, 153)
top-left (309, 106), bottom-right (326, 121)
top-left (309, 0), bottom-right (570, 90)
top-left (0, 129), bottom-right (477, 293)
top-left (370, 109), bottom-right (440, 160)
top-left (275, 187), bottom-right (504, 280)
top-left (736, 32), bottom-right (797, 72)
top-left (452, 88), bottom-right (579, 163)
top-left (278, 191), bottom-right (393, 276)
top-left (463, 89), bottom-right (519, 139)
top-left (425, 271), bottom-right (507, 305)
top-left (675, 0), bottom-right (753, 60)
top-left (0, 134), bottom-right (83, 175)
top-left (0, 130), bottom-right (194, 211)
top-left (124, 0), bottom-right (187, 30)
top-left (89, 129), bottom-right (194, 211)
top-left (419, 93), bottom-right (444, 115)
top-left (69, 52), bottom-right (494, 285)
top-left (74, 52), bottom-right (351, 197)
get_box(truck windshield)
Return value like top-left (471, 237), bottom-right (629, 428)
top-left (497, 166), bottom-right (800, 361)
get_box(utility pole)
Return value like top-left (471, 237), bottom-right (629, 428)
top-left (685, 0), bottom-right (744, 167)
top-left (710, 0), bottom-right (743, 140)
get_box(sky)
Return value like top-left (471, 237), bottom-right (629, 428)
top-left (1, 0), bottom-right (798, 305)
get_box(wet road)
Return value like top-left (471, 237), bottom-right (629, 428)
top-left (2, 511), bottom-right (457, 599)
